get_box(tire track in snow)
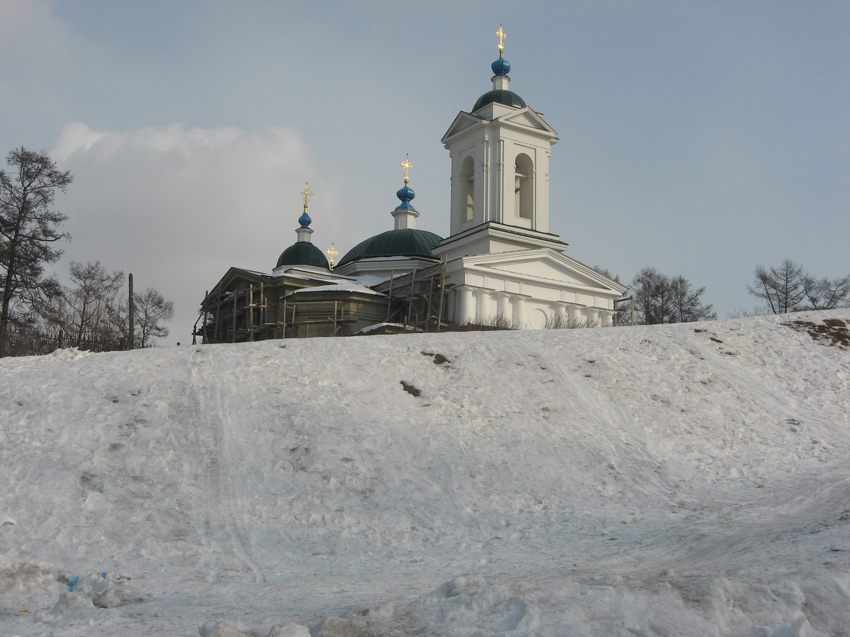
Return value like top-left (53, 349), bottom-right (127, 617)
top-left (526, 331), bottom-right (679, 501)
top-left (188, 346), bottom-right (266, 584)
top-left (186, 346), bottom-right (226, 581)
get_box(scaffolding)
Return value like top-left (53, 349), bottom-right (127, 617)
top-left (382, 256), bottom-right (452, 333)
top-left (195, 258), bottom-right (453, 344)
top-left (196, 281), bottom-right (284, 344)
top-left (281, 298), bottom-right (349, 338)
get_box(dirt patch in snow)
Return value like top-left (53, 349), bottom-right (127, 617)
top-left (400, 381), bottom-right (422, 397)
top-left (784, 317), bottom-right (850, 348)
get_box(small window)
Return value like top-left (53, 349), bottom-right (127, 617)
top-left (514, 153), bottom-right (533, 220)
top-left (461, 156), bottom-right (475, 222)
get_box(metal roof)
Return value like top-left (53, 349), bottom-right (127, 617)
top-left (473, 89), bottom-right (527, 112)
top-left (276, 242), bottom-right (330, 269)
top-left (337, 228), bottom-right (443, 268)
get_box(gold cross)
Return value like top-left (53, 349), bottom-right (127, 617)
top-left (326, 243), bottom-right (338, 270)
top-left (300, 181), bottom-right (313, 211)
top-left (496, 24), bottom-right (507, 56)
top-left (401, 154), bottom-right (414, 185)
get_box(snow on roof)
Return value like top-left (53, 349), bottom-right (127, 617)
top-left (350, 274), bottom-right (389, 287)
top-left (270, 263), bottom-right (337, 277)
top-left (353, 322), bottom-right (422, 335)
top-left (287, 279), bottom-right (386, 296)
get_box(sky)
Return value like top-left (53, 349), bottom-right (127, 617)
top-left (1, 0), bottom-right (848, 342)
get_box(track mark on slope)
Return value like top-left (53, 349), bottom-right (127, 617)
top-left (188, 347), bottom-right (266, 584)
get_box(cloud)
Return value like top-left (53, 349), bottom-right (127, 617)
top-left (50, 123), bottom-right (339, 343)
top-left (0, 0), bottom-right (99, 97)
top-left (0, 0), bottom-right (73, 57)
top-left (51, 123), bottom-right (108, 163)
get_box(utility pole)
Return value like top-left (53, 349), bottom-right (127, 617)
top-left (128, 273), bottom-right (134, 350)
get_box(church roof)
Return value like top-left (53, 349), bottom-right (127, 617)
top-left (473, 27), bottom-right (527, 113)
top-left (276, 241), bottom-right (330, 269)
top-left (274, 181), bottom-right (330, 270)
top-left (473, 88), bottom-right (527, 112)
top-left (337, 228), bottom-right (443, 268)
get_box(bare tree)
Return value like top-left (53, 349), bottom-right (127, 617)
top-left (134, 287), bottom-right (174, 347)
top-left (65, 261), bottom-right (124, 349)
top-left (670, 275), bottom-right (716, 323)
top-left (803, 274), bottom-right (850, 310)
top-left (40, 261), bottom-right (124, 350)
top-left (592, 266), bottom-right (621, 283)
top-left (630, 267), bottom-right (715, 325)
top-left (748, 260), bottom-right (848, 314)
top-left (0, 148), bottom-right (71, 355)
top-left (747, 260), bottom-right (807, 314)
top-left (631, 267), bottom-right (669, 324)
top-left (40, 264), bottom-right (175, 351)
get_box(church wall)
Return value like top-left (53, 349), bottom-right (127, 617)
top-left (446, 279), bottom-right (616, 330)
top-left (283, 295), bottom-right (388, 338)
top-left (559, 290), bottom-right (578, 304)
top-left (448, 115), bottom-right (554, 239)
top-left (494, 134), bottom-right (552, 234)
top-left (449, 139), bottom-right (487, 236)
top-left (469, 111), bottom-right (554, 232)
top-left (576, 293), bottom-right (594, 308)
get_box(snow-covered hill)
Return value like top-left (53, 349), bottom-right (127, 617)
top-left (2, 310), bottom-right (849, 636)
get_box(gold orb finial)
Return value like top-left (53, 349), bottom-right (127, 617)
top-left (401, 153), bottom-right (414, 185)
top-left (496, 24), bottom-right (507, 58)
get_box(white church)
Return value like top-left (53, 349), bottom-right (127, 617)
top-left (195, 28), bottom-right (626, 342)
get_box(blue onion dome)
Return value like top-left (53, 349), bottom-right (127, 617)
top-left (474, 26), bottom-right (526, 112)
top-left (298, 210), bottom-right (312, 228)
top-left (276, 242), bottom-right (329, 269)
top-left (491, 57), bottom-right (511, 76)
top-left (337, 228), bottom-right (443, 268)
top-left (395, 184), bottom-right (416, 211)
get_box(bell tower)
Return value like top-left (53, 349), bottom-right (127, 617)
top-left (436, 25), bottom-right (563, 260)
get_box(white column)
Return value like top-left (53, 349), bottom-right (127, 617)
top-left (497, 138), bottom-right (506, 224)
top-left (474, 289), bottom-right (491, 324)
top-left (482, 136), bottom-right (491, 224)
top-left (512, 295), bottom-right (526, 328)
top-left (495, 292), bottom-right (511, 323)
top-left (554, 302), bottom-right (568, 327)
top-left (457, 286), bottom-right (474, 326)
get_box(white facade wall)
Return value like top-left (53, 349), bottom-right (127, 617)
top-left (434, 81), bottom-right (625, 330)
top-left (445, 106), bottom-right (557, 241)
top-left (446, 282), bottom-right (615, 329)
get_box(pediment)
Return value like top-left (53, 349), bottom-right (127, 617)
top-left (441, 112), bottom-right (482, 143)
top-left (466, 251), bottom-right (626, 293)
top-left (217, 267), bottom-right (263, 289)
top-left (500, 109), bottom-right (558, 137)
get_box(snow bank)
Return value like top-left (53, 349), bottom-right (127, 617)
top-left (1, 310), bottom-right (848, 635)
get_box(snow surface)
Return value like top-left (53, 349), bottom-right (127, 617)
top-left (1, 310), bottom-right (849, 636)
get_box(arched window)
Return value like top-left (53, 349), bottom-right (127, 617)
top-left (461, 156), bottom-right (475, 222)
top-left (514, 153), bottom-right (533, 220)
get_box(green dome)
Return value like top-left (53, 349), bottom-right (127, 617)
top-left (338, 229), bottom-right (443, 268)
top-left (276, 241), bottom-right (330, 269)
top-left (473, 89), bottom-right (526, 112)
